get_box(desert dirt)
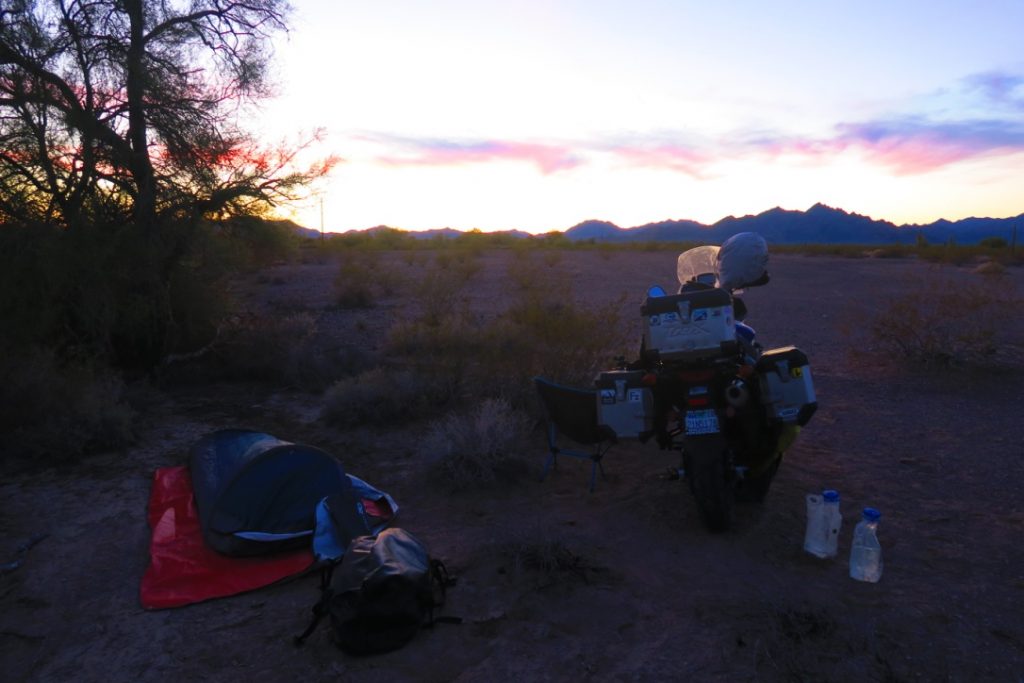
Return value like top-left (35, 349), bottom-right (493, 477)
top-left (2, 249), bottom-right (1023, 682)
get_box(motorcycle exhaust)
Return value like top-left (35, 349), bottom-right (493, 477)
top-left (725, 379), bottom-right (750, 408)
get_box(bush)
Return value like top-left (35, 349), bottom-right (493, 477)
top-left (321, 366), bottom-right (452, 427)
top-left (410, 256), bottom-right (478, 325)
top-left (869, 270), bottom-right (1021, 366)
top-left (163, 311), bottom-right (366, 391)
top-left (334, 260), bottom-right (376, 309)
top-left (0, 350), bottom-right (134, 462)
top-left (333, 252), bottom-right (403, 309)
top-left (974, 260), bottom-right (1006, 276)
top-left (218, 216), bottom-right (300, 267)
top-left (386, 270), bottom-right (628, 411)
top-left (422, 398), bottom-right (531, 487)
top-left (487, 286), bottom-right (629, 401)
top-left (496, 525), bottom-right (595, 585)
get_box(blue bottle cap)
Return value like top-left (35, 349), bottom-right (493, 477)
top-left (862, 507), bottom-right (881, 522)
top-left (823, 490), bottom-right (839, 502)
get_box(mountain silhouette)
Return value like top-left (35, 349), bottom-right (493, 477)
top-left (564, 204), bottom-right (1022, 245)
top-left (305, 204), bottom-right (1021, 244)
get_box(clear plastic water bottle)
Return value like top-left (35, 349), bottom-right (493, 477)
top-left (803, 490), bottom-right (841, 558)
top-left (849, 507), bottom-right (883, 582)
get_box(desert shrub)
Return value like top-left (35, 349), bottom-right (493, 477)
top-left (542, 250), bottom-right (563, 267)
top-left (0, 219), bottom-right (247, 373)
top-left (434, 248), bottom-right (483, 281)
top-left (0, 350), bottom-right (134, 462)
top-left (868, 271), bottom-right (1021, 366)
top-left (334, 260), bottom-right (376, 309)
top-left (282, 344), bottom-right (378, 393)
top-left (487, 286), bottom-right (629, 401)
top-left (385, 311), bottom-right (485, 405)
top-left (973, 260), bottom-right (1006, 276)
top-left (979, 236), bottom-right (1008, 249)
top-left (422, 398), bottom-right (531, 487)
top-left (218, 216), bottom-right (300, 267)
top-left (321, 366), bottom-right (452, 427)
top-left (412, 262), bottom-right (476, 325)
top-left (496, 525), bottom-right (595, 585)
top-left (333, 252), bottom-right (403, 309)
top-left (193, 312), bottom-right (324, 387)
top-left (402, 250), bottom-right (426, 267)
top-left (917, 243), bottom-right (975, 266)
top-left (503, 537), bottom-right (586, 575)
top-left (386, 259), bottom-right (628, 411)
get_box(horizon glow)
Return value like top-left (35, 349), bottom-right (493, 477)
top-left (255, 0), bottom-right (1024, 234)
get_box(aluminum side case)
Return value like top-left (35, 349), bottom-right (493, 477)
top-left (755, 346), bottom-right (817, 426)
top-left (641, 288), bottom-right (737, 362)
top-left (595, 370), bottom-right (653, 439)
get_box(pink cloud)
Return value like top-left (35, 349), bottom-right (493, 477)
top-left (722, 116), bottom-right (1024, 175)
top-left (607, 143), bottom-right (712, 178)
top-left (833, 119), bottom-right (1024, 174)
top-left (372, 137), bottom-right (581, 174)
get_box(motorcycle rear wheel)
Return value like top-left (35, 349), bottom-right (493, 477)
top-left (688, 451), bottom-right (735, 533)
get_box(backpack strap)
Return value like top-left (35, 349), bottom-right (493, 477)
top-left (293, 562), bottom-right (337, 646)
top-left (424, 559), bottom-right (462, 627)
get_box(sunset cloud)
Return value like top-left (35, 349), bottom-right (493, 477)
top-left (349, 71), bottom-right (1024, 180)
top-left (963, 70), bottom-right (1024, 110)
top-left (831, 117), bottom-right (1024, 173)
top-left (364, 135), bottom-right (582, 174)
top-left (600, 139), bottom-right (713, 178)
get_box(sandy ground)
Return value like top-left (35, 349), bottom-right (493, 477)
top-left (2, 250), bottom-right (1023, 682)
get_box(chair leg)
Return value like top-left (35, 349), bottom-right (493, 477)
top-left (540, 450), bottom-right (556, 482)
top-left (540, 423), bottom-right (560, 482)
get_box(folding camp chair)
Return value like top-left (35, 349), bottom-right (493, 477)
top-left (533, 376), bottom-right (618, 493)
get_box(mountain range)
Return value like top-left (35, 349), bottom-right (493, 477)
top-left (318, 204), bottom-right (1021, 245)
top-left (560, 204), bottom-right (1022, 245)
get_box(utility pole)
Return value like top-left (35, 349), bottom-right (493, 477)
top-left (320, 195), bottom-right (325, 241)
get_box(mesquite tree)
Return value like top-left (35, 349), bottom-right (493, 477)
top-left (0, 0), bottom-right (331, 368)
top-left (0, 0), bottom-right (326, 230)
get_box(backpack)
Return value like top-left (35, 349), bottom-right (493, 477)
top-left (295, 528), bottom-right (458, 655)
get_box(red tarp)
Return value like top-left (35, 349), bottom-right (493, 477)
top-left (140, 466), bottom-right (315, 610)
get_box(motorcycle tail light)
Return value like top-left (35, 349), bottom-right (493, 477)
top-left (678, 369), bottom-right (715, 382)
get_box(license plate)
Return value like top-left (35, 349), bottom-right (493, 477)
top-left (685, 409), bottom-right (720, 435)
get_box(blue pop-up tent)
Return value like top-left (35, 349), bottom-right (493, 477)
top-left (189, 429), bottom-right (393, 557)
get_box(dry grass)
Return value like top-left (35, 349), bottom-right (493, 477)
top-left (495, 525), bottom-right (598, 587)
top-left (321, 366), bottom-right (452, 427)
top-left (163, 311), bottom-right (370, 391)
top-left (0, 350), bottom-right (134, 462)
top-left (333, 252), bottom-right (403, 309)
top-left (422, 397), bottom-right (531, 487)
top-left (868, 270), bottom-right (1021, 367)
top-left (386, 251), bottom-right (629, 412)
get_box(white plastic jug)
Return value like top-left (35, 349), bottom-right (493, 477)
top-left (804, 490), bottom-right (841, 558)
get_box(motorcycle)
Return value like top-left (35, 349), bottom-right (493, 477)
top-left (594, 233), bottom-right (816, 531)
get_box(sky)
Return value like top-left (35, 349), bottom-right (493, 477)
top-left (255, 0), bottom-right (1024, 234)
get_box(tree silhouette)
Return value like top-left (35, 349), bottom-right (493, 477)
top-left (0, 0), bottom-right (329, 230)
top-left (0, 0), bottom-right (334, 370)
